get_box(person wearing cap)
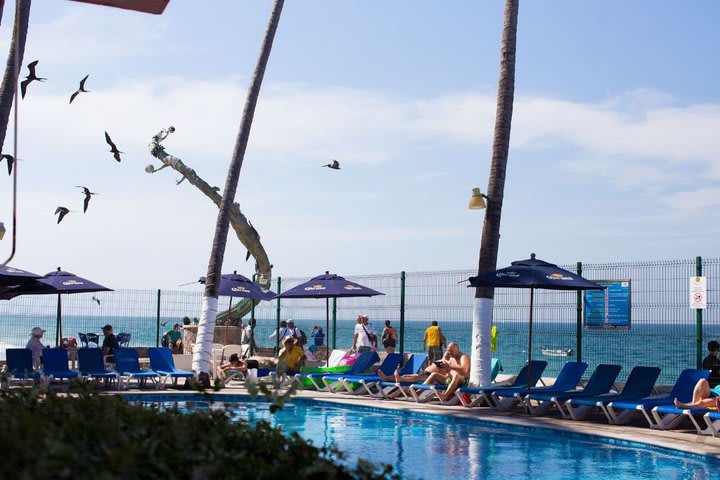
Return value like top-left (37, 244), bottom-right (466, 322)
top-left (165, 323), bottom-right (184, 354)
top-left (269, 320), bottom-right (290, 340)
top-left (26, 327), bottom-right (47, 369)
top-left (101, 324), bottom-right (120, 360)
top-left (278, 335), bottom-right (305, 375)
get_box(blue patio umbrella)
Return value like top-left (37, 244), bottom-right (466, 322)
top-left (275, 272), bottom-right (384, 363)
top-left (0, 267), bottom-right (112, 346)
top-left (0, 265), bottom-right (41, 289)
top-left (198, 271), bottom-right (277, 344)
top-left (469, 253), bottom-right (604, 391)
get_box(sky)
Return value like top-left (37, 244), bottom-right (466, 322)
top-left (0, 0), bottom-right (718, 290)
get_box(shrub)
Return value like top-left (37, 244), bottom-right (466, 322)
top-left (0, 386), bottom-right (397, 480)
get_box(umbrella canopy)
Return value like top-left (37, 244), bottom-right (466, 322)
top-left (0, 267), bottom-right (112, 346)
top-left (199, 272), bottom-right (276, 301)
top-left (277, 273), bottom-right (384, 299)
top-left (0, 265), bottom-right (41, 288)
top-left (275, 272), bottom-right (384, 364)
top-left (468, 254), bottom-right (604, 391)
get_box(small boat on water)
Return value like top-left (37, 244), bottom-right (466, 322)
top-left (540, 346), bottom-right (573, 357)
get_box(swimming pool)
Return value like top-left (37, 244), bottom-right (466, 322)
top-left (124, 393), bottom-right (719, 480)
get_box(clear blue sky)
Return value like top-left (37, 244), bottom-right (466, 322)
top-left (0, 0), bottom-right (718, 289)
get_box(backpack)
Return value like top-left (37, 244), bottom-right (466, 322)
top-left (295, 329), bottom-right (307, 347)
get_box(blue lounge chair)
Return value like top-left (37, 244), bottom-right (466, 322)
top-left (524, 364), bottom-right (622, 416)
top-left (605, 368), bottom-right (711, 426)
top-left (78, 332), bottom-right (100, 348)
top-left (148, 347), bottom-right (194, 388)
top-left (5, 348), bottom-right (41, 385)
top-left (564, 366), bottom-right (661, 421)
top-left (490, 361), bottom-right (588, 411)
top-left (295, 351), bottom-right (379, 391)
top-left (117, 333), bottom-right (131, 348)
top-left (369, 353), bottom-right (429, 398)
top-left (77, 347), bottom-right (117, 386)
top-left (41, 348), bottom-right (80, 382)
top-left (114, 348), bottom-right (160, 389)
top-left (324, 353), bottom-right (403, 395)
top-left (455, 360), bottom-right (549, 408)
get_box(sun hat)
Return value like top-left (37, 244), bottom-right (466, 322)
top-left (101, 324), bottom-right (113, 331)
top-left (31, 327), bottom-right (46, 336)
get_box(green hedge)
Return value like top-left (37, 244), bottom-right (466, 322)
top-left (0, 386), bottom-right (397, 479)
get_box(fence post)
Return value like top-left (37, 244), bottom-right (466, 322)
top-left (275, 276), bottom-right (282, 355)
top-left (250, 274), bottom-right (256, 356)
top-left (332, 297), bottom-right (337, 349)
top-left (155, 289), bottom-right (161, 347)
top-left (696, 256), bottom-right (703, 369)
top-left (576, 262), bottom-right (583, 363)
top-left (400, 271), bottom-right (406, 355)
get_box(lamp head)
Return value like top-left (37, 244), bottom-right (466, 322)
top-left (468, 188), bottom-right (488, 210)
top-left (0, 221), bottom-right (6, 240)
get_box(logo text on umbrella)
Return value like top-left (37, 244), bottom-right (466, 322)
top-left (304, 284), bottom-right (326, 291)
top-left (62, 280), bottom-right (85, 286)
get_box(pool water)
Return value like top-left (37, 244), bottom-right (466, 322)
top-left (126, 394), bottom-right (719, 480)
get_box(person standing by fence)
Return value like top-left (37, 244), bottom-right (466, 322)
top-left (352, 314), bottom-right (376, 352)
top-left (381, 320), bottom-right (397, 353)
top-left (702, 340), bottom-right (720, 387)
top-left (423, 321), bottom-right (445, 362)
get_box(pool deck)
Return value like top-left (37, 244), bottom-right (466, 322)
top-left (126, 382), bottom-right (720, 460)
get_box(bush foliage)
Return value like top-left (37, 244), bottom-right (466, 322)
top-left (0, 385), bottom-right (397, 480)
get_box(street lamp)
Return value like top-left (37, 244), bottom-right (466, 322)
top-left (468, 188), bottom-right (488, 210)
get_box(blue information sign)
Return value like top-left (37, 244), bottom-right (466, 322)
top-left (584, 280), bottom-right (631, 329)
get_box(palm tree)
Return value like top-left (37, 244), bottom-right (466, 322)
top-left (0, 0), bottom-right (31, 154)
top-left (193, 0), bottom-right (285, 386)
top-left (470, 0), bottom-right (519, 386)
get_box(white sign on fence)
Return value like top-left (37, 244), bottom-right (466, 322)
top-left (690, 276), bottom-right (707, 309)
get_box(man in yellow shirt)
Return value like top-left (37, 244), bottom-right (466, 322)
top-left (278, 336), bottom-right (306, 375)
top-left (423, 321), bottom-right (446, 362)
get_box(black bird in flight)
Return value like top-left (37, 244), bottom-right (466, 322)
top-left (54, 206), bottom-right (71, 224)
top-left (322, 159), bottom-right (340, 170)
top-left (91, 296), bottom-right (101, 306)
top-left (104, 131), bottom-right (123, 162)
top-left (20, 60), bottom-right (46, 99)
top-left (69, 74), bottom-right (90, 104)
top-left (76, 186), bottom-right (98, 213)
top-left (160, 321), bottom-right (169, 327)
top-left (0, 154), bottom-right (15, 175)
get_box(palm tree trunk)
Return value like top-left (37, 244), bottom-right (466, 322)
top-left (193, 0), bottom-right (284, 385)
top-left (470, 0), bottom-right (519, 386)
top-left (0, 0), bottom-right (31, 153)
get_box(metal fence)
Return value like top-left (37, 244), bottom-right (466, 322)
top-left (1, 257), bottom-right (717, 384)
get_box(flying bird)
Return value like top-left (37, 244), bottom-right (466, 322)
top-left (91, 296), bottom-right (101, 306)
top-left (104, 131), bottom-right (123, 162)
top-left (0, 154), bottom-right (15, 175)
top-left (160, 321), bottom-right (169, 327)
top-left (76, 186), bottom-right (98, 213)
top-left (322, 159), bottom-right (340, 170)
top-left (69, 74), bottom-right (90, 104)
top-left (54, 206), bottom-right (71, 224)
top-left (20, 60), bottom-right (46, 99)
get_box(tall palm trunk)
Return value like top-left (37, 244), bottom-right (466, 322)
top-left (193, 0), bottom-right (284, 385)
top-left (0, 0), bottom-right (31, 153)
top-left (470, 0), bottom-right (519, 386)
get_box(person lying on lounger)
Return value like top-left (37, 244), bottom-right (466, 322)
top-left (674, 377), bottom-right (720, 409)
top-left (216, 353), bottom-right (248, 381)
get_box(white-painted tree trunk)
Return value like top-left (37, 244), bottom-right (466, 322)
top-left (192, 296), bottom-right (218, 374)
top-left (469, 297), bottom-right (493, 386)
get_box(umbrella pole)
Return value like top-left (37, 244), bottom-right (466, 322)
top-left (325, 298), bottom-right (330, 367)
top-left (224, 297), bottom-right (232, 344)
top-left (56, 293), bottom-right (62, 347)
top-left (527, 287), bottom-right (534, 397)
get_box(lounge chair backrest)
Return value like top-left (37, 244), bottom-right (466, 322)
top-left (327, 349), bottom-right (347, 367)
top-left (377, 353), bottom-right (403, 376)
top-left (668, 368), bottom-right (711, 402)
top-left (491, 358), bottom-right (504, 381)
top-left (346, 351), bottom-right (380, 374)
top-left (117, 333), bottom-right (131, 347)
top-left (581, 364), bottom-right (622, 395)
top-left (6, 348), bottom-right (33, 374)
top-left (399, 353), bottom-right (428, 375)
top-left (114, 348), bottom-right (141, 372)
top-left (86, 333), bottom-right (100, 347)
top-left (78, 333), bottom-right (89, 348)
top-left (222, 344), bottom-right (244, 362)
top-left (77, 347), bottom-right (106, 372)
top-left (551, 361), bottom-right (589, 390)
top-left (620, 366), bottom-right (661, 397)
top-left (42, 348), bottom-right (70, 371)
top-left (510, 360), bottom-right (548, 388)
top-left (148, 347), bottom-right (174, 371)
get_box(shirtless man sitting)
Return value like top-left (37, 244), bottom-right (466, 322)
top-left (378, 342), bottom-right (470, 401)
